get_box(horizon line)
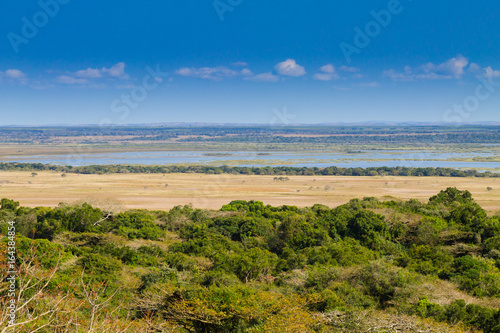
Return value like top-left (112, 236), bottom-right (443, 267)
top-left (1, 121), bottom-right (500, 128)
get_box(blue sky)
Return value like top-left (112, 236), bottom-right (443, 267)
top-left (1, 0), bottom-right (500, 125)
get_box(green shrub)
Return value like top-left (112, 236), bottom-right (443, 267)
top-left (357, 262), bottom-right (405, 308)
top-left (139, 266), bottom-right (178, 291)
top-left (77, 253), bottom-right (123, 282)
top-left (450, 255), bottom-right (500, 297)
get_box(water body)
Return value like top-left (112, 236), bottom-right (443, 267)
top-left (2, 150), bottom-right (500, 171)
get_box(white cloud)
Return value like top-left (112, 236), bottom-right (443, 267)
top-left (56, 75), bottom-right (88, 84)
top-left (383, 69), bottom-right (414, 81)
top-left (312, 64), bottom-right (362, 81)
top-left (421, 55), bottom-right (469, 79)
top-left (102, 62), bottom-right (128, 79)
top-left (50, 62), bottom-right (129, 86)
top-left (313, 64), bottom-right (340, 81)
top-left (245, 72), bottom-right (279, 82)
top-left (468, 63), bottom-right (481, 73)
top-left (274, 59), bottom-right (306, 77)
top-left (320, 64), bottom-right (335, 74)
top-left (484, 66), bottom-right (500, 79)
top-left (75, 68), bottom-right (102, 78)
top-left (313, 73), bottom-right (337, 81)
top-left (339, 66), bottom-right (360, 73)
top-left (175, 68), bottom-right (193, 76)
top-left (232, 61), bottom-right (248, 67)
top-left (384, 57), bottom-right (469, 81)
top-left (5, 69), bottom-right (26, 79)
top-left (175, 66), bottom-right (242, 80)
top-left (241, 68), bottom-right (253, 76)
top-left (63, 62), bottom-right (129, 82)
top-left (385, 60), bottom-right (500, 83)
top-left (0, 69), bottom-right (28, 84)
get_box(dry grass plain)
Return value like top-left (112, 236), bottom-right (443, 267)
top-left (0, 171), bottom-right (499, 213)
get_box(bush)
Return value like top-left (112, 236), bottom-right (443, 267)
top-left (111, 211), bottom-right (164, 240)
top-left (139, 266), bottom-right (178, 291)
top-left (450, 255), bottom-right (500, 297)
top-left (1, 198), bottom-right (20, 211)
top-left (397, 245), bottom-right (453, 276)
top-left (77, 253), bottom-right (123, 282)
top-left (356, 262), bottom-right (405, 308)
top-left (413, 298), bottom-right (500, 332)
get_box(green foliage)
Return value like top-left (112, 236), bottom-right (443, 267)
top-left (32, 203), bottom-right (104, 239)
top-left (139, 266), bottom-right (178, 291)
top-left (429, 187), bottom-right (474, 206)
top-left (3, 187), bottom-right (500, 332)
top-left (449, 255), bottom-right (500, 297)
top-left (221, 200), bottom-right (268, 213)
top-left (414, 296), bottom-right (446, 321)
top-left (413, 297), bottom-right (500, 332)
top-left (272, 214), bottom-right (331, 252)
top-left (164, 252), bottom-right (200, 271)
top-left (110, 210), bottom-right (164, 240)
top-left (3, 235), bottom-right (70, 268)
top-left (1, 198), bottom-right (20, 211)
top-left (77, 252), bottom-right (123, 283)
top-left (209, 215), bottom-right (274, 242)
top-left (305, 265), bottom-right (340, 290)
top-left (200, 269), bottom-right (241, 287)
top-left (397, 244), bottom-right (453, 276)
top-left (215, 247), bottom-right (279, 283)
top-left (356, 262), bottom-right (406, 308)
top-left (448, 202), bottom-right (488, 234)
top-left (2, 160), bottom-right (499, 178)
top-left (346, 210), bottom-right (389, 250)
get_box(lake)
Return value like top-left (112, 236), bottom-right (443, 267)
top-left (2, 150), bottom-right (500, 172)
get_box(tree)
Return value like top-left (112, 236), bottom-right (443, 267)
top-left (429, 187), bottom-right (473, 206)
top-left (228, 247), bottom-right (278, 283)
top-left (357, 262), bottom-right (404, 308)
top-left (448, 203), bottom-right (488, 234)
top-left (0, 199), bottom-right (19, 211)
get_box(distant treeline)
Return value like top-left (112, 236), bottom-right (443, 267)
top-left (182, 132), bottom-right (500, 145)
top-left (1, 162), bottom-right (498, 177)
top-left (1, 125), bottom-right (499, 145)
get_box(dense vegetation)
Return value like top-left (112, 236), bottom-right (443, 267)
top-left (2, 188), bottom-right (500, 331)
top-left (1, 124), bottom-right (499, 146)
top-left (1, 162), bottom-right (499, 178)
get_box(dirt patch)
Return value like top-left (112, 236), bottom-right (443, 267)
top-left (1, 171), bottom-right (499, 212)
